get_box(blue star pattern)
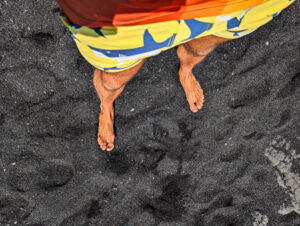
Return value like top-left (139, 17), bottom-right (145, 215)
top-left (94, 59), bottom-right (143, 71)
top-left (92, 28), bottom-right (106, 37)
top-left (272, 11), bottom-right (281, 18)
top-left (226, 9), bottom-right (249, 29)
top-left (89, 29), bottom-right (176, 58)
top-left (227, 29), bottom-right (248, 37)
top-left (61, 0), bottom-right (295, 72)
top-left (183, 19), bottom-right (213, 41)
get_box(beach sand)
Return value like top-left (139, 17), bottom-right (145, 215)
top-left (0, 1), bottom-right (299, 225)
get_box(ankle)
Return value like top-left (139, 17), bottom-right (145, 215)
top-left (100, 103), bottom-right (113, 113)
top-left (179, 68), bottom-right (191, 80)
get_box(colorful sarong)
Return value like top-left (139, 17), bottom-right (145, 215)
top-left (57, 0), bottom-right (265, 27)
top-left (61, 0), bottom-right (294, 72)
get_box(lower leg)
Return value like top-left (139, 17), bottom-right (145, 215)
top-left (177, 35), bottom-right (230, 112)
top-left (93, 60), bottom-right (145, 151)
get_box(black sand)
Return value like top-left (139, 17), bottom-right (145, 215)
top-left (0, 1), bottom-right (300, 225)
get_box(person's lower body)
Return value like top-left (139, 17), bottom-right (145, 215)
top-left (93, 35), bottom-right (229, 151)
top-left (93, 59), bottom-right (146, 151)
top-left (61, 0), bottom-right (294, 150)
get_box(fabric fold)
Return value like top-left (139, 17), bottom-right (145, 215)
top-left (56, 0), bottom-right (264, 27)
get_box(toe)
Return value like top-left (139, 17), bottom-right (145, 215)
top-left (187, 95), bottom-right (198, 112)
top-left (106, 144), bottom-right (114, 151)
top-left (196, 97), bottom-right (204, 109)
top-left (106, 134), bottom-right (115, 151)
top-left (190, 107), bottom-right (198, 113)
top-left (195, 89), bottom-right (204, 109)
top-left (196, 102), bottom-right (202, 109)
top-left (190, 103), bottom-right (199, 113)
top-left (98, 136), bottom-right (107, 151)
top-left (100, 143), bottom-right (107, 151)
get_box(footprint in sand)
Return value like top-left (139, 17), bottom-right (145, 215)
top-left (265, 135), bottom-right (300, 215)
top-left (252, 211), bottom-right (268, 226)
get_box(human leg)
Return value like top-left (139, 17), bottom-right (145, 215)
top-left (93, 60), bottom-right (145, 151)
top-left (177, 35), bottom-right (230, 112)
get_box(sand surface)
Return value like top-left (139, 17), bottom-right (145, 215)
top-left (0, 1), bottom-right (300, 225)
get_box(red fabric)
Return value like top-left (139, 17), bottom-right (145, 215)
top-left (56, 0), bottom-right (263, 27)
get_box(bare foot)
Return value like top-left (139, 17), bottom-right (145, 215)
top-left (179, 71), bottom-right (204, 113)
top-left (97, 109), bottom-right (115, 151)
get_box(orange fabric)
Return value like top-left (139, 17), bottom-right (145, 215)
top-left (56, 0), bottom-right (264, 27)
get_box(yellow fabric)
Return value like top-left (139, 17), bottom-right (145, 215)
top-left (62, 0), bottom-right (294, 72)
